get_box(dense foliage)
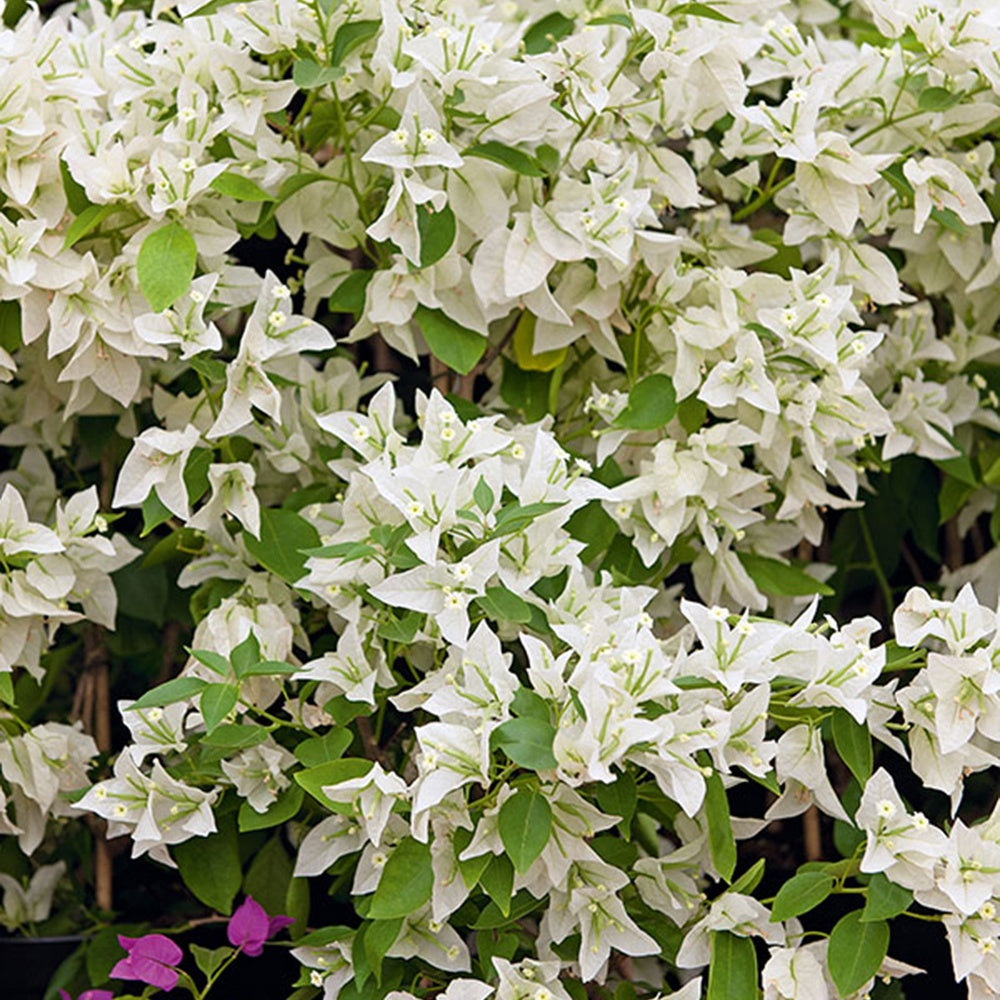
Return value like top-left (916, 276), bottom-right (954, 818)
top-left (1, 0), bottom-right (1000, 998)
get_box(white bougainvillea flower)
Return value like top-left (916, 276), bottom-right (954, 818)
top-left (112, 425), bottom-right (203, 520)
top-left (0, 861), bottom-right (66, 930)
top-left (187, 461), bottom-right (261, 538)
top-left (904, 156), bottom-right (992, 234)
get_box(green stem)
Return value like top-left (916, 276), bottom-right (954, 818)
top-left (858, 511), bottom-right (894, 625)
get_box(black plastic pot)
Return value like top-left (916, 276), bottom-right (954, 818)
top-left (0, 934), bottom-right (84, 1000)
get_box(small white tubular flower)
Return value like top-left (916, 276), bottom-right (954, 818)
top-left (111, 424), bottom-right (203, 520)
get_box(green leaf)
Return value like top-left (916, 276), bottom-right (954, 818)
top-left (243, 835), bottom-right (294, 919)
top-left (862, 873), bottom-right (913, 922)
top-left (729, 859), bottom-right (766, 897)
top-left (175, 815), bottom-right (241, 914)
top-left (189, 353), bottom-right (227, 383)
top-left (475, 585), bottom-right (532, 624)
top-left (414, 304), bottom-right (486, 375)
top-left (294, 730), bottom-right (353, 767)
top-left (184, 447), bottom-right (212, 506)
top-left (491, 717), bottom-right (558, 770)
top-left (137, 223), bottom-right (198, 312)
top-left (738, 552), bottom-right (834, 597)
top-left (293, 58), bottom-right (342, 89)
top-left (770, 871), bottom-right (835, 921)
top-left (672, 2), bottom-right (736, 22)
top-left (613, 374), bottom-right (678, 431)
top-left (368, 838), bottom-right (434, 919)
top-left (511, 687), bottom-right (550, 722)
top-left (463, 141), bottom-right (545, 177)
top-left (62, 203), bottom-right (116, 250)
top-left (492, 501), bottom-right (565, 537)
top-left (474, 477), bottom-right (495, 514)
top-left (244, 507), bottom-right (321, 583)
top-left (828, 911), bottom-right (890, 995)
top-left (328, 270), bottom-right (373, 315)
top-left (363, 918), bottom-right (402, 984)
top-left (60, 157), bottom-right (91, 214)
top-left (918, 86), bottom-right (960, 111)
top-left (141, 487), bottom-right (173, 537)
top-left (706, 931), bottom-right (757, 1000)
top-left (704, 771), bottom-right (736, 882)
top-left (210, 171), bottom-right (273, 202)
top-left (831, 708), bottom-right (874, 786)
top-left (295, 758), bottom-right (372, 807)
top-left (200, 683), bottom-right (238, 733)
top-left (130, 676), bottom-right (208, 710)
top-left (417, 203), bottom-right (456, 267)
top-left (200, 724), bottom-right (269, 750)
top-left (0, 300), bottom-right (22, 354)
top-left (522, 12), bottom-right (574, 54)
top-left (595, 771), bottom-right (637, 832)
top-left (190, 648), bottom-right (229, 678)
top-left (231, 631), bottom-right (261, 677)
top-left (498, 786), bottom-right (552, 873)
top-left (479, 854), bottom-right (515, 916)
top-left (331, 18), bottom-right (380, 65)
top-left (238, 784), bottom-right (305, 832)
top-left (191, 944), bottom-right (233, 980)
top-left (377, 611), bottom-right (422, 644)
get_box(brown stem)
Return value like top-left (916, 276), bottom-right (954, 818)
top-left (803, 805), bottom-right (822, 861)
top-left (83, 626), bottom-right (113, 913)
top-left (356, 716), bottom-right (386, 766)
top-left (156, 620), bottom-right (182, 686)
top-left (944, 519), bottom-right (963, 572)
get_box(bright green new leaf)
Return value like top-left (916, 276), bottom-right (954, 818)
top-left (368, 838), bottom-right (434, 919)
top-left (498, 786), bottom-right (552, 873)
top-left (137, 222), bottom-right (198, 312)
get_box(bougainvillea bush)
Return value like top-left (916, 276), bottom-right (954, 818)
top-left (3, 0), bottom-right (1000, 997)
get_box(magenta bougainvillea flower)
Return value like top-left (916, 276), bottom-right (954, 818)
top-left (59, 991), bottom-right (114, 1000)
top-left (110, 933), bottom-right (184, 990)
top-left (226, 895), bottom-right (294, 957)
